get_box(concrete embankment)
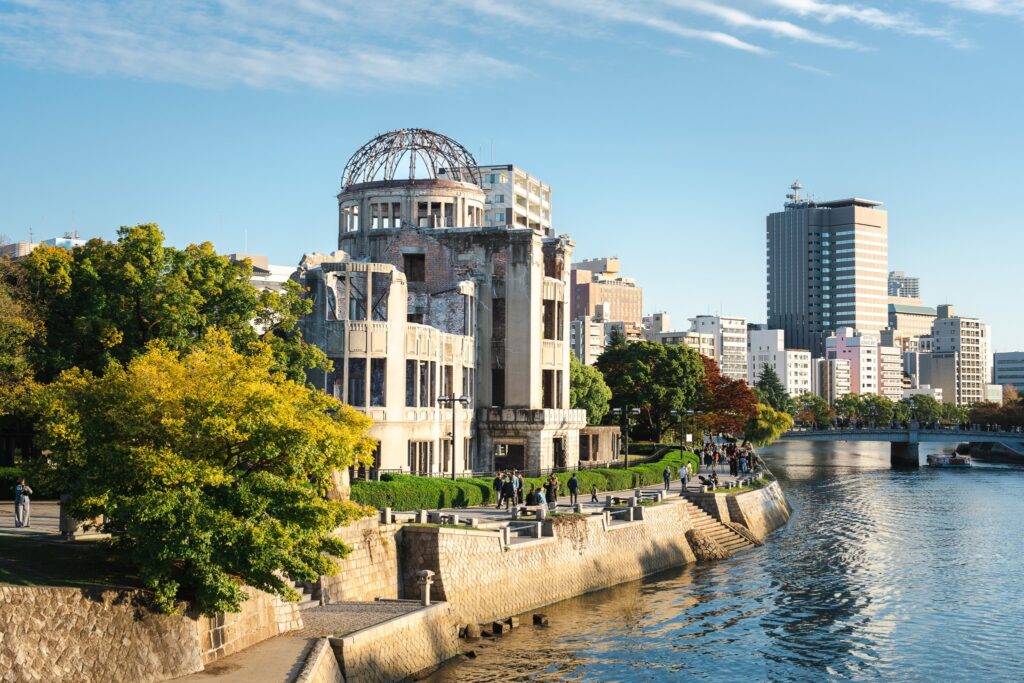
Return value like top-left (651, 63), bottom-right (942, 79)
top-left (0, 482), bottom-right (791, 683)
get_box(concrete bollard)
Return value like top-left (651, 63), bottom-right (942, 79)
top-left (449, 514), bottom-right (459, 526)
top-left (511, 507), bottom-right (521, 520)
top-left (700, 485), bottom-right (707, 493)
top-left (572, 504), bottom-right (583, 513)
top-left (417, 570), bottom-right (435, 606)
top-left (535, 508), bottom-right (547, 521)
top-left (634, 488), bottom-right (642, 498)
top-left (416, 510), bottom-right (428, 524)
top-left (605, 495), bottom-right (612, 507)
top-left (628, 497), bottom-right (637, 507)
top-left (502, 526), bottom-right (512, 546)
top-left (468, 517), bottom-right (480, 528)
top-left (530, 522), bottom-right (542, 538)
top-left (380, 507), bottom-right (391, 524)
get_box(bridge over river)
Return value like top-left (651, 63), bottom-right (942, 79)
top-left (780, 425), bottom-right (1024, 467)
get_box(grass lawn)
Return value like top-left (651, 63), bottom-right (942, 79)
top-left (0, 536), bottom-right (141, 589)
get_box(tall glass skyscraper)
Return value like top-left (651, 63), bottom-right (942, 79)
top-left (766, 183), bottom-right (889, 358)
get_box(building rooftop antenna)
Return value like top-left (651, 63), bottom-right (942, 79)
top-left (786, 180), bottom-right (802, 203)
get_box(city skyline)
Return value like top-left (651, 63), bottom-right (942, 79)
top-left (1, 1), bottom-right (1022, 350)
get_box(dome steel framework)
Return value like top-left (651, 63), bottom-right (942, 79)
top-left (341, 128), bottom-right (481, 189)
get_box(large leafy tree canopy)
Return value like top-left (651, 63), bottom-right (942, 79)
top-left (596, 341), bottom-right (705, 442)
top-left (32, 331), bottom-right (375, 615)
top-left (696, 356), bottom-right (757, 435)
top-left (569, 354), bottom-right (611, 424)
top-left (0, 275), bottom-right (39, 413)
top-left (753, 363), bottom-right (792, 414)
top-left (9, 224), bottom-right (325, 382)
top-left (792, 392), bottom-right (833, 428)
top-left (859, 394), bottom-right (895, 426)
top-left (744, 403), bottom-right (794, 447)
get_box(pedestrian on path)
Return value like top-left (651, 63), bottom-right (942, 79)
top-left (14, 479), bottom-right (32, 528)
top-left (516, 472), bottom-right (525, 505)
top-left (567, 474), bottom-right (579, 505)
top-left (662, 466), bottom-right (671, 491)
top-left (500, 475), bottom-right (516, 512)
top-left (492, 473), bottom-right (503, 505)
top-left (590, 484), bottom-right (599, 503)
top-left (680, 464), bottom-right (689, 493)
top-left (511, 469), bottom-right (521, 505)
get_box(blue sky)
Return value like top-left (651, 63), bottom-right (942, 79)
top-left (1, 0), bottom-right (1022, 350)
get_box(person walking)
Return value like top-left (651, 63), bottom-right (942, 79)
top-left (510, 469), bottom-right (521, 506)
top-left (590, 484), bottom-right (599, 503)
top-left (517, 472), bottom-right (526, 505)
top-left (14, 479), bottom-right (32, 528)
top-left (567, 474), bottom-right (579, 505)
top-left (680, 463), bottom-right (689, 493)
top-left (492, 472), bottom-right (503, 508)
top-left (500, 475), bottom-right (516, 512)
top-left (662, 466), bottom-right (671, 491)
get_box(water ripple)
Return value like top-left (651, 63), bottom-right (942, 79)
top-left (427, 442), bottom-right (1024, 682)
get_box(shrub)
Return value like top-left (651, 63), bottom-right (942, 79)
top-left (350, 448), bottom-right (701, 511)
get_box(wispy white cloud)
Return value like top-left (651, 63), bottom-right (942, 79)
top-left (930, 0), bottom-right (1024, 18)
top-left (766, 0), bottom-right (968, 45)
top-left (789, 61), bottom-right (835, 76)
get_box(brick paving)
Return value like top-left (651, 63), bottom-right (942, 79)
top-left (291, 600), bottom-right (423, 638)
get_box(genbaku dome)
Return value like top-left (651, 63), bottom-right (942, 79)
top-left (299, 128), bottom-right (586, 476)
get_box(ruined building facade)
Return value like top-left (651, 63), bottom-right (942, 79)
top-left (299, 129), bottom-right (586, 476)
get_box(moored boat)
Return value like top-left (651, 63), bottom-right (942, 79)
top-left (926, 453), bottom-right (972, 468)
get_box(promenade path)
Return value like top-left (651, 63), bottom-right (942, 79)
top-left (0, 499), bottom-right (60, 538)
top-left (425, 460), bottom-right (752, 525)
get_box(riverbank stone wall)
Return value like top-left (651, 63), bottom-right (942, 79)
top-left (320, 517), bottom-right (402, 603)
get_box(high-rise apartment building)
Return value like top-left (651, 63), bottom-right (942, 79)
top-left (825, 327), bottom-right (879, 395)
top-left (747, 326), bottom-right (812, 397)
top-left (887, 302), bottom-right (937, 352)
top-left (994, 352), bottom-right (1024, 393)
top-left (888, 271), bottom-right (920, 299)
top-left (570, 315), bottom-right (606, 365)
top-left (813, 358), bottom-right (852, 405)
top-left (570, 257), bottom-right (643, 327)
top-left (929, 304), bottom-right (991, 405)
top-left (644, 313), bottom-right (716, 359)
top-left (766, 182), bottom-right (889, 357)
top-left (474, 164), bottom-right (552, 235)
top-left (690, 315), bottom-right (748, 381)
top-left (878, 344), bottom-right (904, 401)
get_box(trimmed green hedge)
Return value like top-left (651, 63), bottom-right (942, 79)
top-left (350, 449), bottom-right (700, 511)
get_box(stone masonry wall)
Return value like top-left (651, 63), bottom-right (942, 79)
top-left (0, 586), bottom-right (203, 683)
top-left (319, 517), bottom-right (402, 603)
top-left (726, 481), bottom-right (792, 540)
top-left (193, 585), bottom-right (303, 665)
top-left (329, 602), bottom-right (458, 683)
top-left (295, 638), bottom-right (345, 683)
top-left (401, 501), bottom-right (699, 625)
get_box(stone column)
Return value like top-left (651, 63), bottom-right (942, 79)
top-left (891, 442), bottom-right (920, 468)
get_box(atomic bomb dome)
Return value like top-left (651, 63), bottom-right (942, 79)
top-left (341, 128), bottom-right (481, 188)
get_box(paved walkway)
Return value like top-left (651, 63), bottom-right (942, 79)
top-left (431, 461), bottom-right (755, 524)
top-left (172, 636), bottom-right (314, 682)
top-left (0, 500), bottom-right (61, 538)
top-left (292, 600), bottom-right (423, 638)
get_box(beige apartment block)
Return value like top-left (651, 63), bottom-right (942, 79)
top-left (299, 129), bottom-right (584, 476)
top-left (813, 357), bottom-right (852, 405)
top-left (475, 164), bottom-right (552, 235)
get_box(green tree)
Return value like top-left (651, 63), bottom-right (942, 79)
top-left (834, 393), bottom-right (863, 421)
top-left (605, 325), bottom-right (627, 349)
top-left (792, 392), bottom-right (833, 428)
top-left (596, 341), bottom-right (705, 442)
top-left (939, 402), bottom-right (968, 426)
top-left (893, 400), bottom-right (911, 424)
top-left (10, 225), bottom-right (325, 382)
top-left (0, 275), bottom-right (39, 413)
top-left (569, 354), bottom-right (612, 424)
top-left (31, 330), bottom-right (375, 615)
top-left (744, 403), bottom-right (794, 447)
top-left (753, 363), bottom-right (792, 414)
top-left (902, 394), bottom-right (941, 423)
top-left (859, 394), bottom-right (895, 427)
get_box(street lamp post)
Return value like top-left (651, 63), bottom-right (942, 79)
top-left (670, 409), bottom-right (697, 457)
top-left (611, 406), bottom-right (641, 469)
top-left (437, 394), bottom-right (470, 481)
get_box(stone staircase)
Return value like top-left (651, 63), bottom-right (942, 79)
top-left (292, 580), bottom-right (321, 611)
top-left (678, 498), bottom-right (755, 555)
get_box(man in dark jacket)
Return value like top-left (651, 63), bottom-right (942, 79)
top-left (567, 474), bottom-right (579, 505)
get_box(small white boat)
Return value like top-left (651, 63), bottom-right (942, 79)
top-left (926, 453), bottom-right (972, 468)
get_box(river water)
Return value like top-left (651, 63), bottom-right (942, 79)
top-left (426, 441), bottom-right (1024, 682)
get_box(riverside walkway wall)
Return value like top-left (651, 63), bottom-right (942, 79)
top-left (319, 516), bottom-right (402, 603)
top-left (399, 501), bottom-right (700, 625)
top-left (689, 481), bottom-right (792, 540)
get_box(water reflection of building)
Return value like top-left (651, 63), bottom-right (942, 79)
top-left (299, 129), bottom-right (585, 476)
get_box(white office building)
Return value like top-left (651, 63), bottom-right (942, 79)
top-left (747, 327), bottom-right (812, 397)
top-left (690, 315), bottom-right (748, 381)
top-left (825, 327), bottom-right (879, 395)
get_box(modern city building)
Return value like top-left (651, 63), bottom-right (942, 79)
top-left (766, 182), bottom-right (889, 357)
top-left (887, 302), bottom-right (937, 352)
top-left (644, 313), bottom-right (717, 359)
top-left (570, 257), bottom-right (643, 327)
top-left (918, 352), bottom-right (959, 405)
top-left (994, 352), bottom-right (1024, 393)
top-left (813, 357), bottom-right (853, 405)
top-left (929, 304), bottom-right (991, 406)
top-left (825, 327), bottom-right (879, 395)
top-left (747, 326), bottom-right (812, 397)
top-left (1, 233), bottom-right (88, 260)
top-left (569, 314), bottom-right (606, 365)
top-left (474, 164), bottom-right (552, 236)
top-left (690, 315), bottom-right (748, 381)
top-left (888, 271), bottom-right (920, 299)
top-left (903, 385), bottom-right (943, 402)
top-left (878, 344), bottom-right (904, 401)
top-left (299, 129), bottom-right (585, 476)
top-left (227, 253), bottom-right (296, 292)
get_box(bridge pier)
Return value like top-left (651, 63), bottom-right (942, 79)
top-left (891, 442), bottom-right (920, 468)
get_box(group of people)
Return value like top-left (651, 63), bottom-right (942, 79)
top-left (492, 471), bottom-right (598, 512)
top-left (699, 442), bottom-right (758, 477)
